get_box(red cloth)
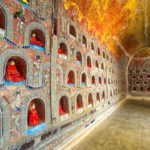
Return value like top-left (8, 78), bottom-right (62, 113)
top-left (76, 57), bottom-right (81, 61)
top-left (76, 103), bottom-right (81, 109)
top-left (30, 36), bottom-right (44, 47)
top-left (67, 78), bottom-right (73, 84)
top-left (58, 48), bottom-right (67, 56)
top-left (28, 108), bottom-right (41, 126)
top-left (5, 65), bottom-right (25, 82)
top-left (87, 64), bottom-right (92, 68)
top-left (92, 79), bottom-right (95, 84)
top-left (59, 105), bottom-right (67, 115)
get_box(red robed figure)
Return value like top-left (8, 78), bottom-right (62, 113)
top-left (59, 104), bottom-right (67, 115)
top-left (28, 103), bottom-right (41, 126)
top-left (5, 61), bottom-right (25, 82)
top-left (30, 33), bottom-right (44, 47)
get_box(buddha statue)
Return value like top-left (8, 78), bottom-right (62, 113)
top-left (5, 60), bottom-right (25, 82)
top-left (30, 33), bottom-right (44, 47)
top-left (28, 102), bottom-right (41, 126)
top-left (59, 104), bottom-right (67, 115)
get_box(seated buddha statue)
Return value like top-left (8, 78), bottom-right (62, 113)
top-left (58, 48), bottom-right (66, 55)
top-left (92, 79), bottom-right (95, 84)
top-left (76, 57), bottom-right (81, 61)
top-left (87, 64), bottom-right (92, 68)
top-left (28, 103), bottom-right (41, 126)
top-left (67, 78), bottom-right (73, 84)
top-left (5, 60), bottom-right (25, 82)
top-left (30, 33), bottom-right (44, 47)
top-left (59, 104), bottom-right (67, 115)
top-left (76, 103), bottom-right (81, 109)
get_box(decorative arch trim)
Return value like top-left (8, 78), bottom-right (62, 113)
top-left (0, 49), bottom-right (33, 86)
top-left (24, 22), bottom-right (50, 54)
top-left (21, 93), bottom-right (50, 136)
top-left (0, 1), bottom-right (13, 39)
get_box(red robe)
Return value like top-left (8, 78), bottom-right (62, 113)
top-left (28, 108), bottom-right (41, 126)
top-left (58, 48), bottom-right (66, 55)
top-left (5, 65), bottom-right (25, 82)
top-left (76, 57), bottom-right (81, 61)
top-left (87, 64), bottom-right (92, 68)
top-left (30, 36), bottom-right (44, 47)
top-left (59, 105), bottom-right (67, 115)
top-left (92, 79), bottom-right (95, 84)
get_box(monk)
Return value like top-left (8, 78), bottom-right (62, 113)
top-left (30, 33), bottom-right (44, 47)
top-left (5, 60), bottom-right (25, 82)
top-left (92, 79), bottom-right (95, 84)
top-left (28, 103), bottom-right (41, 126)
top-left (59, 104), bottom-right (67, 115)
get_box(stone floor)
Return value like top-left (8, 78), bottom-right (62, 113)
top-left (72, 99), bottom-right (150, 150)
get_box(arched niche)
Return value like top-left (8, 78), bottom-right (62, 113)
top-left (4, 56), bottom-right (26, 85)
top-left (101, 63), bottom-right (104, 70)
top-left (91, 76), bottom-right (95, 85)
top-left (58, 42), bottom-right (68, 59)
top-left (76, 51), bottom-right (82, 65)
top-left (91, 42), bottom-right (94, 51)
top-left (97, 47), bottom-right (100, 56)
top-left (96, 92), bottom-right (100, 101)
top-left (95, 60), bottom-right (99, 68)
top-left (0, 49), bottom-right (33, 86)
top-left (140, 87), bottom-right (144, 91)
top-left (81, 73), bottom-right (86, 86)
top-left (0, 2), bottom-right (12, 39)
top-left (69, 25), bottom-right (76, 38)
top-left (59, 96), bottom-right (69, 115)
top-left (21, 93), bottom-right (50, 136)
top-left (104, 78), bottom-right (106, 84)
top-left (67, 70), bottom-right (75, 86)
top-left (82, 34), bottom-right (87, 47)
top-left (30, 29), bottom-right (45, 52)
top-left (76, 94), bottom-right (83, 109)
top-left (99, 77), bottom-right (101, 84)
top-left (102, 91), bottom-right (105, 99)
top-left (87, 56), bottom-right (92, 68)
top-left (103, 51), bottom-right (105, 58)
top-left (24, 22), bottom-right (50, 54)
top-left (88, 93), bottom-right (93, 107)
top-left (28, 98), bottom-right (45, 127)
top-left (147, 87), bottom-right (150, 92)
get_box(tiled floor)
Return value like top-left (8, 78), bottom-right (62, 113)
top-left (72, 99), bottom-right (150, 150)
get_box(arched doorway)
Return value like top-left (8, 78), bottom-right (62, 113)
top-left (27, 98), bottom-right (46, 135)
top-left (91, 76), bottom-right (95, 85)
top-left (59, 96), bottom-right (69, 121)
top-left (4, 56), bottom-right (26, 85)
top-left (0, 8), bottom-right (5, 37)
top-left (76, 94), bottom-right (83, 114)
top-left (76, 51), bottom-right (82, 65)
top-left (70, 25), bottom-right (76, 38)
top-left (81, 73), bottom-right (86, 86)
top-left (87, 56), bottom-right (92, 68)
top-left (30, 29), bottom-right (45, 51)
top-left (67, 70), bottom-right (75, 86)
top-left (88, 93), bottom-right (93, 108)
top-left (58, 42), bottom-right (68, 59)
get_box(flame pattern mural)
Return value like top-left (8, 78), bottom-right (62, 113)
top-left (64, 0), bottom-right (150, 57)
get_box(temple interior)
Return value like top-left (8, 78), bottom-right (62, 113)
top-left (0, 0), bottom-right (150, 149)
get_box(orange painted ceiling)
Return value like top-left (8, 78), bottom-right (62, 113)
top-left (64, 0), bottom-right (150, 58)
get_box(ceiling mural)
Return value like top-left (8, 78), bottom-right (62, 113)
top-left (64, 0), bottom-right (150, 58)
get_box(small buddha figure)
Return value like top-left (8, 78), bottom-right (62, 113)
top-left (59, 104), bottom-right (67, 115)
top-left (76, 56), bottom-right (81, 61)
top-left (76, 103), bottom-right (81, 109)
top-left (30, 33), bottom-right (44, 47)
top-left (58, 47), bottom-right (66, 55)
top-left (92, 79), bottom-right (95, 84)
top-left (67, 77), bottom-right (72, 84)
top-left (87, 64), bottom-right (92, 68)
top-left (28, 102), bottom-right (41, 126)
top-left (5, 60), bottom-right (25, 82)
